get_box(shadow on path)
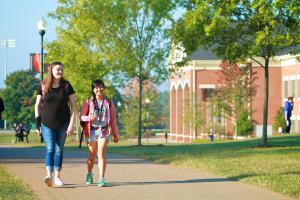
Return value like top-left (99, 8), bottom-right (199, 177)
top-left (0, 147), bottom-right (156, 165)
top-left (47, 178), bottom-right (234, 189)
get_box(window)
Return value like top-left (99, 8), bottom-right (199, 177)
top-left (296, 120), bottom-right (300, 133)
top-left (284, 81), bottom-right (288, 98)
top-left (291, 120), bottom-right (296, 133)
top-left (298, 80), bottom-right (300, 97)
top-left (291, 80), bottom-right (295, 97)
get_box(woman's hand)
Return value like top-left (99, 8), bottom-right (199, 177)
top-left (90, 114), bottom-right (97, 122)
top-left (66, 125), bottom-right (74, 136)
top-left (37, 128), bottom-right (42, 136)
top-left (113, 136), bottom-right (118, 143)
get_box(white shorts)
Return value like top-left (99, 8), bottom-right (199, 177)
top-left (85, 130), bottom-right (110, 143)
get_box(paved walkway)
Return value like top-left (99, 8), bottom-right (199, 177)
top-left (0, 144), bottom-right (294, 200)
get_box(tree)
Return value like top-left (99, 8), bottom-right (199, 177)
top-left (212, 61), bottom-right (256, 137)
top-left (1, 70), bottom-right (39, 126)
top-left (174, 0), bottom-right (300, 145)
top-left (50, 0), bottom-right (177, 145)
top-left (46, 25), bottom-right (111, 111)
top-left (122, 79), bottom-right (158, 138)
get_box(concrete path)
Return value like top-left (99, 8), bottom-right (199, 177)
top-left (0, 144), bottom-right (294, 200)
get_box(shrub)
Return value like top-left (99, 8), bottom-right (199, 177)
top-left (273, 107), bottom-right (286, 133)
top-left (237, 111), bottom-right (254, 136)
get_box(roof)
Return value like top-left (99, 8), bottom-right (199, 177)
top-left (189, 48), bottom-right (220, 60)
top-left (276, 45), bottom-right (300, 56)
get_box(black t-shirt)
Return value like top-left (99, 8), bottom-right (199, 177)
top-left (37, 80), bottom-right (75, 129)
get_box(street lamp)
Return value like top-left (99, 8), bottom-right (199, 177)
top-left (117, 101), bottom-right (122, 108)
top-left (0, 39), bottom-right (16, 130)
top-left (0, 39), bottom-right (16, 81)
top-left (145, 98), bottom-right (150, 142)
top-left (117, 101), bottom-right (122, 128)
top-left (37, 18), bottom-right (47, 81)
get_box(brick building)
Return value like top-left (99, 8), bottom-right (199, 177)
top-left (169, 48), bottom-right (300, 142)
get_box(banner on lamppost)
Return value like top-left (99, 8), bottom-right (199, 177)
top-left (30, 53), bottom-right (49, 73)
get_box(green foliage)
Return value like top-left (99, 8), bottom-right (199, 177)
top-left (156, 91), bottom-right (170, 128)
top-left (236, 111), bottom-right (254, 136)
top-left (122, 80), bottom-right (159, 137)
top-left (273, 107), bottom-right (286, 133)
top-left (49, 0), bottom-right (177, 145)
top-left (1, 70), bottom-right (39, 126)
top-left (123, 97), bottom-right (139, 137)
top-left (46, 31), bottom-right (110, 110)
top-left (210, 62), bottom-right (256, 136)
top-left (175, 1), bottom-right (300, 61)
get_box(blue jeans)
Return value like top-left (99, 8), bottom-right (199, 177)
top-left (41, 123), bottom-right (68, 172)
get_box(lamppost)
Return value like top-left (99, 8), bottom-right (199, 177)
top-left (0, 39), bottom-right (16, 81)
top-left (0, 39), bottom-right (16, 129)
top-left (117, 101), bottom-right (122, 129)
top-left (37, 18), bottom-right (47, 81)
top-left (145, 98), bottom-right (150, 142)
top-left (37, 18), bottom-right (46, 142)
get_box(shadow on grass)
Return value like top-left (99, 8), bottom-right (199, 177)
top-left (109, 177), bottom-right (234, 187)
top-left (229, 171), bottom-right (300, 182)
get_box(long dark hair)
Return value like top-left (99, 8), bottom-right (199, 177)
top-left (44, 61), bottom-right (64, 95)
top-left (91, 79), bottom-right (105, 110)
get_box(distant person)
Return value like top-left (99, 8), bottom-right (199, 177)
top-left (165, 132), bottom-right (168, 144)
top-left (80, 79), bottom-right (118, 187)
top-left (0, 96), bottom-right (4, 119)
top-left (284, 96), bottom-right (293, 134)
top-left (17, 123), bottom-right (25, 141)
top-left (13, 122), bottom-right (18, 129)
top-left (35, 61), bottom-right (76, 187)
top-left (208, 128), bottom-right (214, 142)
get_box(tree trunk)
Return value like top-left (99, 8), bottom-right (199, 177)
top-left (262, 59), bottom-right (269, 146)
top-left (137, 69), bottom-right (143, 146)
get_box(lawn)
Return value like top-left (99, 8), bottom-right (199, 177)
top-left (0, 165), bottom-right (37, 200)
top-left (108, 135), bottom-right (300, 199)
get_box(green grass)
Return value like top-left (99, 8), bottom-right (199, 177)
top-left (108, 135), bottom-right (300, 199)
top-left (0, 131), bottom-right (80, 147)
top-left (0, 165), bottom-right (37, 200)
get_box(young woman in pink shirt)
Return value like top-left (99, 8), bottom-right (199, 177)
top-left (80, 79), bottom-right (118, 187)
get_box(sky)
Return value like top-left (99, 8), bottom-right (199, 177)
top-left (0, 0), bottom-right (58, 88)
top-left (0, 1), bottom-right (184, 91)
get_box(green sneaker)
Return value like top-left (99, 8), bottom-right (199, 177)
top-left (98, 178), bottom-right (108, 187)
top-left (85, 173), bottom-right (93, 185)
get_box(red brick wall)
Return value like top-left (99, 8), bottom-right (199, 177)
top-left (251, 67), bottom-right (282, 130)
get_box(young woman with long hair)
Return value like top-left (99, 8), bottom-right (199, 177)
top-left (35, 61), bottom-right (76, 187)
